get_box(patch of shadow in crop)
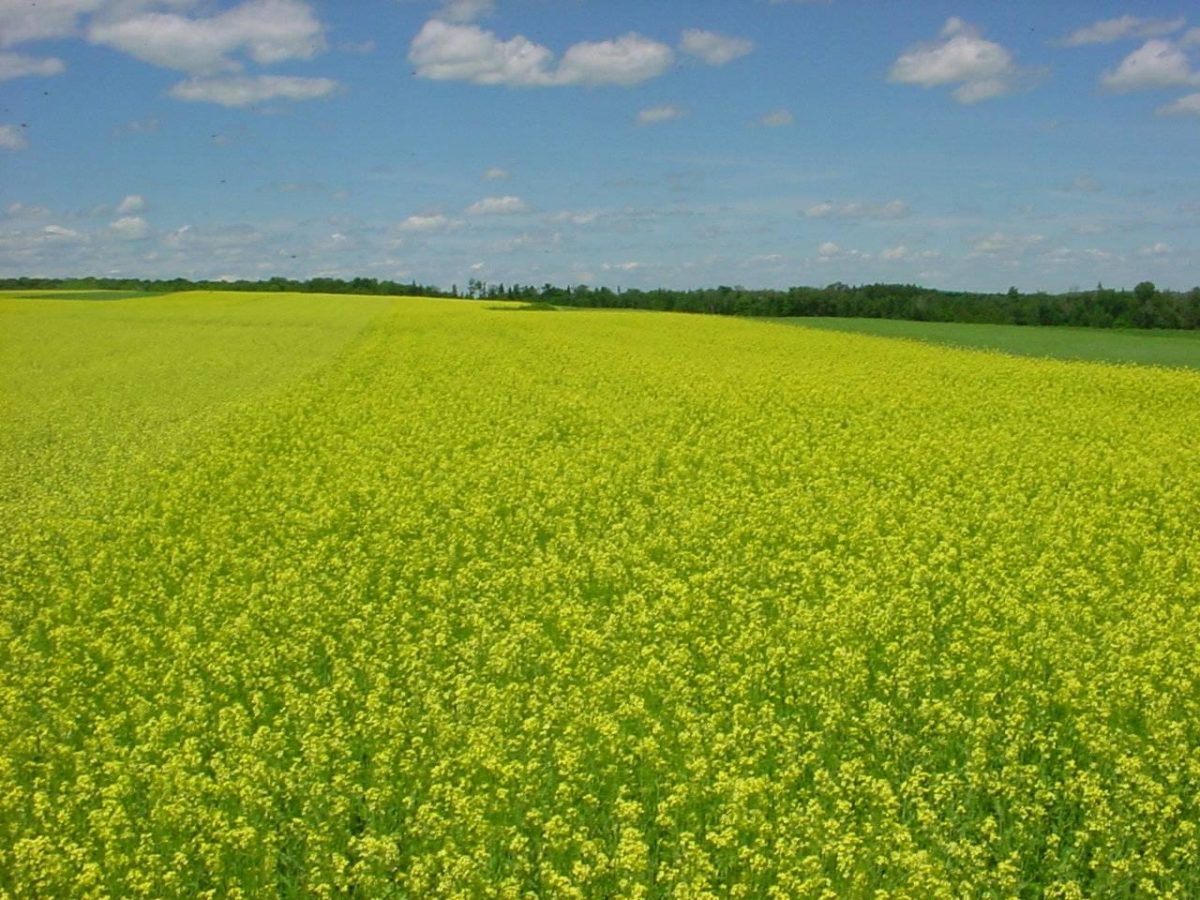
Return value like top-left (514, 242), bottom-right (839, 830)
top-left (3, 291), bottom-right (171, 301)
top-left (486, 301), bottom-right (558, 312)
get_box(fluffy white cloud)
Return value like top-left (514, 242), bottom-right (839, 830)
top-left (679, 29), bottom-right (753, 66)
top-left (1060, 16), bottom-right (1184, 47)
top-left (805, 199), bottom-right (909, 220)
top-left (43, 224), bottom-right (82, 239)
top-left (0, 0), bottom-right (102, 48)
top-left (168, 75), bottom-right (338, 106)
top-left (399, 214), bottom-right (458, 232)
top-left (879, 245), bottom-right (939, 262)
top-left (466, 195), bottom-right (528, 215)
top-left (482, 167), bottom-right (509, 181)
top-left (408, 19), bottom-right (555, 86)
top-left (1139, 241), bottom-right (1171, 256)
top-left (1157, 92), bottom-right (1200, 116)
top-left (0, 124), bottom-right (28, 150)
top-left (0, 52), bottom-right (66, 81)
top-left (556, 33), bottom-right (674, 86)
top-left (109, 215), bottom-right (150, 239)
top-left (636, 104), bottom-right (684, 125)
top-left (409, 19), bottom-right (673, 87)
top-left (87, 0), bottom-right (326, 75)
top-left (889, 17), bottom-right (1043, 104)
top-left (117, 194), bottom-right (146, 214)
top-left (811, 242), bottom-right (871, 263)
top-left (760, 109), bottom-right (794, 127)
top-left (1101, 39), bottom-right (1200, 92)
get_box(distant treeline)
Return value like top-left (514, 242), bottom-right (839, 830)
top-left (0, 275), bottom-right (448, 299)
top-left (533, 281), bottom-right (1200, 330)
top-left (5, 275), bottom-right (1200, 330)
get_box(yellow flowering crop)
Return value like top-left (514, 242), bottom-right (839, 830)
top-left (2, 292), bottom-right (1198, 897)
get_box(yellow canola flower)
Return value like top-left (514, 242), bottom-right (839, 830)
top-left (1, 292), bottom-right (1199, 896)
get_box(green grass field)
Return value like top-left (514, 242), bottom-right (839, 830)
top-left (0, 288), bottom-right (174, 301)
top-left (3, 292), bottom-right (1199, 897)
top-left (772, 316), bottom-right (1200, 369)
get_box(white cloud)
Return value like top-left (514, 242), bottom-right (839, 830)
top-left (1102, 39), bottom-right (1200, 92)
top-left (43, 224), bottom-right (82, 239)
top-left (6, 202), bottom-right (50, 218)
top-left (0, 124), bottom-right (28, 149)
top-left (435, 0), bottom-right (494, 24)
top-left (109, 215), bottom-right (150, 240)
top-left (116, 194), bottom-right (146, 214)
top-left (0, 0), bottom-right (101, 48)
top-left (1111, 39), bottom-right (1200, 92)
top-left (399, 213), bottom-right (458, 232)
top-left (1060, 16), bottom-right (1185, 47)
top-left (603, 261), bottom-right (640, 271)
top-left (0, 52), bottom-right (66, 81)
top-left (889, 17), bottom-right (1043, 104)
top-left (164, 223), bottom-right (265, 252)
top-left (1157, 92), bottom-right (1200, 116)
top-left (466, 195), bottom-right (528, 215)
top-left (1043, 246), bottom-right (1112, 266)
top-left (805, 199), bottom-right (909, 220)
top-left (549, 210), bottom-right (598, 226)
top-left (760, 109), bottom-right (794, 127)
top-left (679, 29), bottom-right (753, 66)
top-left (87, 0), bottom-right (326, 75)
top-left (814, 241), bottom-right (872, 262)
top-left (636, 104), bottom-right (684, 125)
top-left (968, 231), bottom-right (1044, 258)
top-left (409, 20), bottom-right (673, 87)
top-left (556, 33), bottom-right (674, 86)
top-left (408, 19), bottom-right (555, 86)
top-left (951, 77), bottom-right (1014, 104)
top-left (1184, 28), bottom-right (1200, 49)
top-left (881, 245), bottom-right (908, 260)
top-left (482, 166), bottom-right (509, 180)
top-left (1139, 241), bottom-right (1171, 256)
top-left (168, 75), bottom-right (338, 106)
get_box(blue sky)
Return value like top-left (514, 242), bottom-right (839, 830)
top-left (1, 0), bottom-right (1198, 292)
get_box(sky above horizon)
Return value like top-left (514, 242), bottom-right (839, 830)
top-left (1, 0), bottom-right (1198, 293)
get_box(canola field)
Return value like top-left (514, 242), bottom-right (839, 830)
top-left (2, 291), bottom-right (1199, 898)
